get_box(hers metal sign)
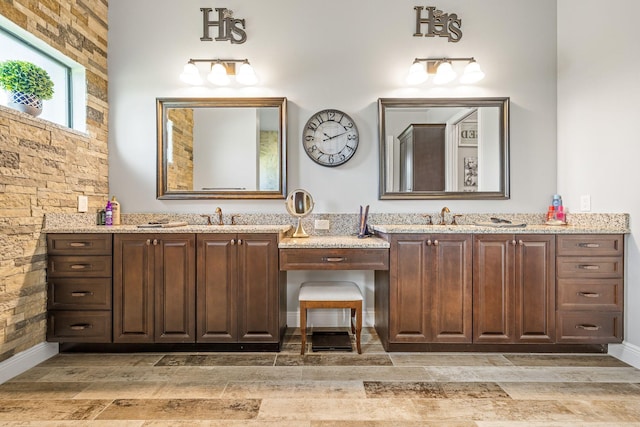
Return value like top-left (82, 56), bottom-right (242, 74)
top-left (413, 6), bottom-right (462, 43)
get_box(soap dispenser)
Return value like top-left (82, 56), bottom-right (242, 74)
top-left (110, 196), bottom-right (121, 225)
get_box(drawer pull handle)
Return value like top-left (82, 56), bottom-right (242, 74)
top-left (69, 242), bottom-right (88, 247)
top-left (578, 264), bottom-right (600, 270)
top-left (576, 324), bottom-right (600, 331)
top-left (70, 264), bottom-right (90, 270)
top-left (71, 291), bottom-right (94, 297)
top-left (577, 291), bottom-right (600, 298)
top-left (324, 257), bottom-right (346, 262)
top-left (69, 323), bottom-right (92, 331)
top-left (578, 243), bottom-right (601, 248)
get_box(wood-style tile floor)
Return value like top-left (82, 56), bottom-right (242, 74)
top-left (1, 328), bottom-right (640, 426)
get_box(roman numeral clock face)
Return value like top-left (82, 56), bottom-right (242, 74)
top-left (302, 109), bottom-right (359, 167)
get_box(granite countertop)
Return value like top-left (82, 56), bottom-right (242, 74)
top-left (371, 223), bottom-right (629, 234)
top-left (44, 224), bottom-right (293, 234)
top-left (279, 235), bottom-right (390, 248)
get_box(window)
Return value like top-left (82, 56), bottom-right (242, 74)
top-left (0, 17), bottom-right (86, 132)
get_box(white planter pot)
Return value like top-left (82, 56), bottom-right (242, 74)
top-left (8, 91), bottom-right (43, 117)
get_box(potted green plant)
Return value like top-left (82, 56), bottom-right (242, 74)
top-left (0, 60), bottom-right (54, 117)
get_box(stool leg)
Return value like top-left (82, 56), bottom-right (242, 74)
top-left (350, 308), bottom-right (356, 334)
top-left (355, 302), bottom-right (362, 354)
top-left (300, 303), bottom-right (307, 355)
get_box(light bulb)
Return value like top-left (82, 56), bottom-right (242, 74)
top-left (207, 62), bottom-right (230, 85)
top-left (179, 62), bottom-right (203, 85)
top-left (460, 60), bottom-right (485, 84)
top-left (406, 61), bottom-right (428, 85)
top-left (433, 62), bottom-right (457, 85)
top-left (236, 62), bottom-right (258, 85)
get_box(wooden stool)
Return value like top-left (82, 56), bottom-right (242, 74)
top-left (298, 281), bottom-right (363, 355)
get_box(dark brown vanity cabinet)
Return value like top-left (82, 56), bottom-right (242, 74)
top-left (47, 234), bottom-right (113, 343)
top-left (556, 234), bottom-right (624, 343)
top-left (473, 234), bottom-right (556, 344)
top-left (113, 234), bottom-right (196, 343)
top-left (197, 234), bottom-right (283, 344)
top-left (376, 233), bottom-right (472, 348)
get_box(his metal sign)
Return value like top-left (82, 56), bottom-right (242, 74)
top-left (413, 6), bottom-right (462, 43)
top-left (200, 7), bottom-right (247, 44)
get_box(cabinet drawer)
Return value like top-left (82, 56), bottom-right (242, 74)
top-left (48, 278), bottom-right (112, 310)
top-left (557, 235), bottom-right (623, 256)
top-left (48, 256), bottom-right (112, 277)
top-left (556, 257), bottom-right (622, 279)
top-left (279, 248), bottom-right (389, 270)
top-left (557, 278), bottom-right (623, 311)
top-left (556, 311), bottom-right (622, 343)
top-left (47, 310), bottom-right (112, 343)
top-left (47, 234), bottom-right (112, 255)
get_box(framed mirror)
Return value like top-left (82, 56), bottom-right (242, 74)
top-left (157, 97), bottom-right (287, 199)
top-left (378, 97), bottom-right (509, 200)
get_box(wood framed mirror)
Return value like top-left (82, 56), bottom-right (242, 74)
top-left (157, 97), bottom-right (287, 199)
top-left (378, 97), bottom-right (510, 200)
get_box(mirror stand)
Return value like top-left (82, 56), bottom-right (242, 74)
top-left (285, 189), bottom-right (314, 238)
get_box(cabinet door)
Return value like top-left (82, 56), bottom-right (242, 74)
top-left (473, 235), bottom-right (513, 343)
top-left (154, 235), bottom-right (196, 343)
top-left (430, 234), bottom-right (472, 343)
top-left (389, 235), bottom-right (430, 342)
top-left (514, 235), bottom-right (555, 343)
top-left (237, 234), bottom-right (279, 342)
top-left (196, 234), bottom-right (238, 342)
top-left (113, 235), bottom-right (155, 343)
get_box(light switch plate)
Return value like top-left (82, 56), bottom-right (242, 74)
top-left (580, 194), bottom-right (591, 212)
top-left (77, 195), bottom-right (88, 212)
top-left (315, 219), bottom-right (330, 230)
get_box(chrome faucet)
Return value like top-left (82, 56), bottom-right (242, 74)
top-left (215, 207), bottom-right (223, 225)
top-left (439, 206), bottom-right (450, 225)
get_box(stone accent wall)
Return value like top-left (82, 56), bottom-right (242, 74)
top-left (167, 108), bottom-right (194, 191)
top-left (0, 0), bottom-right (108, 363)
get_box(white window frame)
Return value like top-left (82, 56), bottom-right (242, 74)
top-left (0, 15), bottom-right (86, 132)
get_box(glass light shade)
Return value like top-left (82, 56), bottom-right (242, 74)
top-left (236, 62), bottom-right (258, 85)
top-left (179, 62), bottom-right (203, 85)
top-left (207, 62), bottom-right (230, 85)
top-left (460, 61), bottom-right (485, 84)
top-left (433, 62), bottom-right (457, 85)
top-left (406, 61), bottom-right (428, 85)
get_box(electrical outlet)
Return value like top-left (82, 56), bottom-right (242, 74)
top-left (77, 195), bottom-right (88, 212)
top-left (580, 194), bottom-right (591, 212)
top-left (314, 219), bottom-right (330, 230)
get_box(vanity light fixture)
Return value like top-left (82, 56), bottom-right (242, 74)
top-left (179, 58), bottom-right (258, 86)
top-left (406, 57), bottom-right (485, 85)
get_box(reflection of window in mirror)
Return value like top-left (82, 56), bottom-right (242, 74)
top-left (166, 109), bottom-right (195, 192)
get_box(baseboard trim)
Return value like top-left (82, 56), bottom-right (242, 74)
top-left (608, 341), bottom-right (640, 369)
top-left (0, 342), bottom-right (59, 384)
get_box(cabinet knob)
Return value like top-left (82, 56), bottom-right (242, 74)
top-left (153, 239), bottom-right (159, 246)
top-left (231, 239), bottom-right (236, 245)
top-left (70, 264), bottom-right (89, 270)
top-left (238, 239), bottom-right (243, 245)
top-left (69, 323), bottom-right (92, 331)
top-left (426, 239), bottom-right (432, 246)
top-left (323, 257), bottom-right (346, 263)
top-left (511, 240), bottom-right (517, 246)
top-left (578, 264), bottom-right (600, 270)
top-left (518, 240), bottom-right (524, 246)
top-left (69, 242), bottom-right (88, 247)
top-left (433, 240), bottom-right (439, 246)
top-left (146, 239), bottom-right (151, 245)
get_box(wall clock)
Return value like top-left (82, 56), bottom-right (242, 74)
top-left (302, 109), bottom-right (359, 167)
